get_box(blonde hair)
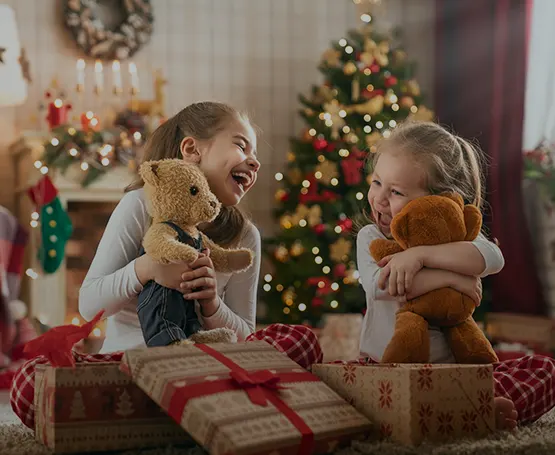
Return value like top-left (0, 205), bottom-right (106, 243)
top-left (126, 101), bottom-right (253, 246)
top-left (368, 121), bottom-right (486, 210)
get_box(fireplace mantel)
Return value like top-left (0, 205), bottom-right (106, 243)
top-left (10, 131), bottom-right (138, 327)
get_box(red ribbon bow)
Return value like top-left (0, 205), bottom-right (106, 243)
top-left (229, 369), bottom-right (285, 406)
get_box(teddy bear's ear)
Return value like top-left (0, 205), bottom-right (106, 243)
top-left (463, 205), bottom-right (482, 241)
top-left (439, 192), bottom-right (464, 208)
top-left (139, 161), bottom-right (161, 186)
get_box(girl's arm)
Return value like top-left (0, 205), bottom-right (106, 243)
top-left (419, 233), bottom-right (504, 277)
top-left (199, 222), bottom-right (261, 340)
top-left (78, 191), bottom-right (149, 321)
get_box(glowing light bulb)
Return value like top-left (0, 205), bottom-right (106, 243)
top-left (275, 172), bottom-right (283, 181)
top-left (392, 103), bottom-right (400, 111)
top-left (389, 120), bottom-right (397, 127)
top-left (68, 127), bottom-right (76, 135)
top-left (323, 266), bottom-right (331, 274)
top-left (325, 119), bottom-right (333, 127)
top-left (283, 307), bottom-right (291, 314)
top-left (54, 98), bottom-right (63, 108)
top-left (383, 130), bottom-right (391, 138)
top-left (334, 226), bottom-right (342, 234)
top-left (315, 256), bottom-right (323, 264)
top-left (364, 114), bottom-right (372, 122)
top-left (361, 13), bottom-right (372, 23)
top-left (315, 171), bottom-right (323, 179)
top-left (339, 110), bottom-right (347, 118)
top-left (364, 125), bottom-right (372, 133)
top-left (411, 105), bottom-right (419, 113)
top-left (339, 39), bottom-right (347, 47)
top-left (69, 148), bottom-right (79, 156)
top-left (101, 157), bottom-right (110, 166)
top-left (299, 219), bottom-right (307, 227)
top-left (34, 160), bottom-right (42, 169)
top-left (40, 166), bottom-right (49, 175)
top-left (81, 162), bottom-right (89, 171)
top-left (356, 192), bottom-right (364, 200)
top-left (302, 180), bottom-right (310, 188)
top-left (298, 303), bottom-right (307, 312)
top-left (331, 283), bottom-right (340, 291)
top-left (92, 328), bottom-right (102, 337)
top-left (376, 121), bottom-right (384, 129)
top-left (86, 111), bottom-right (94, 120)
top-left (25, 268), bottom-right (38, 279)
top-left (330, 300), bottom-right (339, 308)
top-left (31, 212), bottom-right (39, 220)
top-left (312, 247), bottom-right (320, 254)
top-left (339, 148), bottom-right (349, 157)
top-left (364, 68), bottom-right (371, 76)
top-left (331, 178), bottom-right (339, 186)
top-left (51, 138), bottom-right (59, 146)
top-left (342, 126), bottom-right (351, 134)
top-left (71, 317), bottom-right (80, 325)
top-left (345, 46), bottom-right (354, 54)
top-left (30, 220), bottom-right (38, 228)
top-left (264, 274), bottom-right (273, 282)
top-left (309, 128), bottom-right (317, 136)
top-left (263, 284), bottom-right (271, 292)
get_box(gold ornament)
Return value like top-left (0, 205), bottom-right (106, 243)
top-left (280, 215), bottom-right (293, 229)
top-left (359, 39), bottom-right (389, 68)
top-left (393, 49), bottom-right (407, 64)
top-left (343, 61), bottom-right (358, 76)
top-left (345, 95), bottom-right (384, 116)
top-left (301, 128), bottom-right (313, 142)
top-left (400, 96), bottom-right (415, 109)
top-left (406, 80), bottom-right (421, 97)
top-left (323, 99), bottom-right (346, 139)
top-left (275, 189), bottom-right (287, 202)
top-left (345, 132), bottom-right (360, 144)
top-left (366, 174), bottom-right (373, 185)
top-left (359, 39), bottom-right (376, 66)
top-left (343, 263), bottom-right (359, 285)
top-left (287, 151), bottom-right (296, 162)
top-left (48, 249), bottom-right (57, 258)
top-left (365, 131), bottom-right (382, 148)
top-left (275, 245), bottom-right (289, 262)
top-left (330, 238), bottom-right (353, 263)
top-left (290, 204), bottom-right (322, 227)
top-left (352, 78), bottom-right (360, 101)
top-left (287, 167), bottom-right (303, 185)
top-left (408, 105), bottom-right (435, 122)
top-left (322, 48), bottom-right (341, 67)
top-left (290, 240), bottom-right (305, 257)
top-left (282, 287), bottom-right (296, 306)
top-left (317, 85), bottom-right (335, 103)
top-left (304, 108), bottom-right (315, 116)
top-left (315, 160), bottom-right (339, 185)
top-left (49, 220), bottom-right (57, 228)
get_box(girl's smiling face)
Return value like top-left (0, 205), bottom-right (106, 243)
top-left (367, 150), bottom-right (429, 237)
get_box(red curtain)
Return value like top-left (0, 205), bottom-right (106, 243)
top-left (434, 0), bottom-right (545, 315)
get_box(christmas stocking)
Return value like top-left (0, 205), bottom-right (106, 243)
top-left (27, 176), bottom-right (73, 274)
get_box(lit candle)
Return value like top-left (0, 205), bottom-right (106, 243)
top-left (94, 60), bottom-right (103, 94)
top-left (112, 60), bottom-right (122, 95)
top-left (128, 62), bottom-right (139, 95)
top-left (76, 59), bottom-right (85, 92)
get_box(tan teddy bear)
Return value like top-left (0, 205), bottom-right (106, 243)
top-left (369, 193), bottom-right (498, 364)
top-left (137, 159), bottom-right (254, 347)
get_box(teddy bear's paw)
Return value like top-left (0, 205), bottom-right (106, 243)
top-left (189, 328), bottom-right (238, 344)
top-left (227, 249), bottom-right (253, 272)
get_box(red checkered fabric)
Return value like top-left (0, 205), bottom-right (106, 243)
top-left (10, 351), bottom-right (123, 429)
top-left (493, 355), bottom-right (555, 424)
top-left (329, 354), bottom-right (555, 425)
top-left (246, 323), bottom-right (323, 370)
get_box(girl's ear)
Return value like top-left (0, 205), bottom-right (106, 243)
top-left (180, 137), bottom-right (201, 164)
top-left (139, 161), bottom-right (160, 186)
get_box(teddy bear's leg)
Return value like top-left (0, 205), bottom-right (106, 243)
top-left (443, 318), bottom-right (499, 364)
top-left (189, 328), bottom-right (238, 344)
top-left (381, 311), bottom-right (430, 364)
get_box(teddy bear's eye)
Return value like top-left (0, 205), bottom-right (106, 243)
top-left (190, 186), bottom-right (199, 196)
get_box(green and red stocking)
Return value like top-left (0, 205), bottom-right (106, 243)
top-left (27, 176), bottom-right (73, 274)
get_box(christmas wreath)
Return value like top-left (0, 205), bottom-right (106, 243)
top-left (64, 0), bottom-right (154, 61)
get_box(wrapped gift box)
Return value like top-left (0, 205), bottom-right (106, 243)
top-left (312, 363), bottom-right (495, 446)
top-left (34, 361), bottom-right (193, 453)
top-left (121, 341), bottom-right (372, 455)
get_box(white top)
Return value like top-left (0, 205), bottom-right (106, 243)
top-left (78, 189), bottom-right (261, 353)
top-left (356, 224), bottom-right (505, 363)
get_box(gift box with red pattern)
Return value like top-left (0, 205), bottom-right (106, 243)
top-left (120, 341), bottom-right (372, 455)
top-left (34, 361), bottom-right (193, 453)
top-left (312, 363), bottom-right (495, 446)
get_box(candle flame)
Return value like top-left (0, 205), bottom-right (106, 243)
top-left (112, 60), bottom-right (120, 71)
top-left (94, 60), bottom-right (103, 72)
top-left (76, 59), bottom-right (85, 70)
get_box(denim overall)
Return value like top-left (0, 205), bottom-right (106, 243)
top-left (137, 221), bottom-right (203, 346)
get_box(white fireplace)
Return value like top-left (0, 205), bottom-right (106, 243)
top-left (11, 132), bottom-right (137, 328)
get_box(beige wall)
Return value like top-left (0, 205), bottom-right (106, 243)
top-left (0, 0), bottom-right (435, 235)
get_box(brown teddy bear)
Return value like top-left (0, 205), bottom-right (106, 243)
top-left (369, 193), bottom-right (499, 364)
top-left (137, 159), bottom-right (254, 347)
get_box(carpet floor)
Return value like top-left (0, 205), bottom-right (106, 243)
top-left (1, 404), bottom-right (554, 455)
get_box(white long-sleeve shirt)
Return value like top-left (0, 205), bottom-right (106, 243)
top-left (79, 189), bottom-right (261, 353)
top-left (356, 224), bottom-right (505, 363)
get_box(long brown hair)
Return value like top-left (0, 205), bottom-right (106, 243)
top-left (126, 102), bottom-right (253, 246)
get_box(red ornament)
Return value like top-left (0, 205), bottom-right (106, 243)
top-left (299, 175), bottom-right (323, 204)
top-left (338, 218), bottom-right (353, 233)
top-left (351, 147), bottom-right (367, 159)
top-left (312, 297), bottom-right (325, 307)
top-left (280, 192), bottom-right (290, 202)
top-left (385, 75), bottom-right (398, 87)
top-left (370, 64), bottom-right (381, 73)
top-left (321, 190), bottom-right (339, 202)
top-left (326, 142), bottom-right (337, 153)
top-left (313, 224), bottom-right (326, 235)
top-left (46, 100), bottom-right (71, 130)
top-left (334, 263), bottom-right (347, 278)
top-left (340, 156), bottom-right (364, 185)
top-left (313, 138), bottom-right (329, 151)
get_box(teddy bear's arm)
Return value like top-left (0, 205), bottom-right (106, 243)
top-left (369, 239), bottom-right (404, 262)
top-left (463, 205), bottom-right (482, 241)
top-left (200, 233), bottom-right (254, 273)
top-left (143, 223), bottom-right (199, 264)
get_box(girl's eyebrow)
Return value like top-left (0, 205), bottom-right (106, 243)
top-left (234, 134), bottom-right (257, 156)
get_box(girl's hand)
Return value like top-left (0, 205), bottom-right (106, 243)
top-left (378, 248), bottom-right (425, 296)
top-left (135, 254), bottom-right (191, 292)
top-left (180, 249), bottom-right (220, 316)
top-left (450, 274), bottom-right (482, 305)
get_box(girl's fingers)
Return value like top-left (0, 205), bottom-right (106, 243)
top-left (181, 266), bottom-right (215, 282)
top-left (389, 269), bottom-right (398, 296)
top-left (184, 289), bottom-right (216, 301)
top-left (378, 265), bottom-right (390, 290)
top-left (377, 255), bottom-right (392, 267)
top-left (397, 271), bottom-right (405, 296)
top-left (189, 255), bottom-right (214, 270)
top-left (180, 277), bottom-right (216, 292)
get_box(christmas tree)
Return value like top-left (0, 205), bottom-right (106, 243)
top-left (261, 10), bottom-right (433, 326)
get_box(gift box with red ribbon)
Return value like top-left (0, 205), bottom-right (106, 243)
top-left (121, 341), bottom-right (372, 455)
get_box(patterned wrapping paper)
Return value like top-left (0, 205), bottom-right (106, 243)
top-left (312, 363), bottom-right (496, 446)
top-left (34, 362), bottom-right (193, 454)
top-left (121, 341), bottom-right (373, 455)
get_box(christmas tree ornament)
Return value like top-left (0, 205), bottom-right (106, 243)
top-left (312, 297), bottom-right (325, 307)
top-left (287, 167), bottom-right (303, 185)
top-left (323, 100), bottom-right (346, 140)
top-left (321, 48), bottom-right (341, 67)
top-left (400, 96), bottom-right (415, 109)
top-left (315, 159), bottom-right (339, 185)
top-left (409, 105), bottom-right (435, 122)
top-left (313, 137), bottom-right (329, 151)
top-left (406, 79), bottom-right (421, 96)
top-left (385, 75), bottom-right (398, 87)
top-left (393, 49), bottom-right (407, 64)
top-left (287, 151), bottom-right (296, 162)
top-left (27, 176), bottom-right (73, 274)
top-left (343, 263), bottom-right (359, 285)
top-left (275, 189), bottom-right (289, 202)
top-left (345, 132), bottom-right (360, 145)
top-left (301, 128), bottom-right (313, 142)
top-left (340, 156), bottom-right (365, 186)
top-left (347, 95), bottom-right (384, 116)
top-left (307, 205), bottom-right (322, 227)
top-left (343, 61), bottom-right (358, 76)
top-left (304, 108), bottom-right (315, 116)
top-left (281, 287), bottom-right (296, 306)
top-left (274, 245), bottom-right (289, 262)
top-left (330, 238), bottom-right (352, 263)
top-left (290, 240), bottom-right (305, 257)
top-left (279, 215), bottom-right (293, 230)
top-left (333, 263), bottom-right (347, 278)
top-left (351, 78), bottom-right (361, 101)
top-left (313, 223), bottom-right (326, 235)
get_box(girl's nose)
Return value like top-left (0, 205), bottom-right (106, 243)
top-left (247, 157), bottom-right (260, 172)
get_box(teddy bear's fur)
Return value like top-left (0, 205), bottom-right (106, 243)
top-left (139, 159), bottom-right (254, 345)
top-left (369, 193), bottom-right (499, 364)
